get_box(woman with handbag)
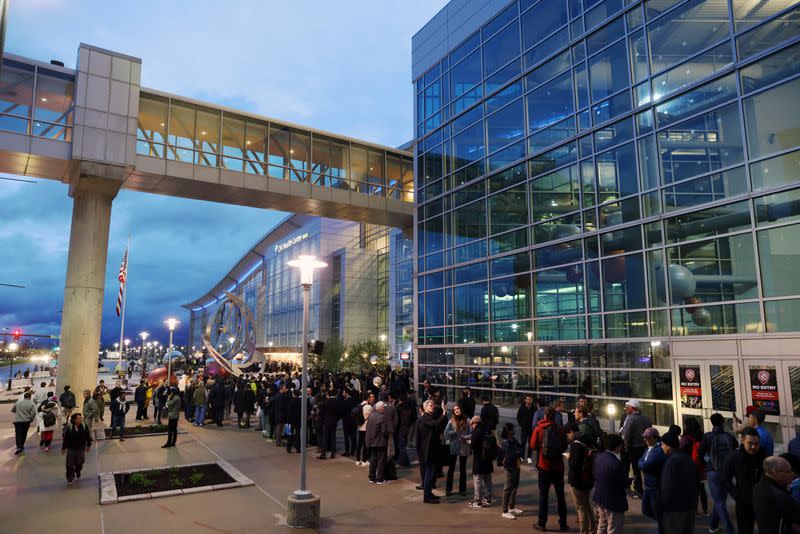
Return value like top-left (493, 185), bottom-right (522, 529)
top-left (444, 402), bottom-right (470, 497)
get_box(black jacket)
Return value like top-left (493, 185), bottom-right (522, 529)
top-left (397, 397), bottom-right (418, 434)
top-left (753, 475), bottom-right (800, 534)
top-left (109, 398), bottom-right (129, 417)
top-left (340, 396), bottom-right (358, 427)
top-left (516, 403), bottom-right (535, 435)
top-left (723, 445), bottom-right (766, 502)
top-left (321, 397), bottom-right (341, 426)
top-left (287, 395), bottom-right (301, 426)
top-left (62, 422), bottom-right (92, 451)
top-left (208, 382), bottom-right (226, 407)
top-left (470, 423), bottom-right (494, 475)
top-left (660, 449), bottom-right (698, 512)
top-left (460, 394), bottom-right (476, 419)
top-left (567, 433), bottom-right (594, 491)
top-left (415, 406), bottom-right (447, 463)
top-left (134, 385), bottom-right (147, 402)
top-left (59, 390), bottom-right (76, 409)
top-left (480, 402), bottom-right (499, 431)
top-left (274, 391), bottom-right (290, 423)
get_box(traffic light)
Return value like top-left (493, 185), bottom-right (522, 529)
top-left (12, 329), bottom-right (20, 341)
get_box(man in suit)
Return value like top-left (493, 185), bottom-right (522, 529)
top-left (365, 401), bottom-right (389, 484)
top-left (593, 433), bottom-right (629, 533)
top-left (460, 387), bottom-right (476, 419)
top-left (638, 427), bottom-right (667, 531)
top-left (659, 430), bottom-right (698, 533)
top-left (318, 389), bottom-right (341, 459)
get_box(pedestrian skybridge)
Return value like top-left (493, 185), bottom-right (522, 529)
top-left (0, 45), bottom-right (414, 227)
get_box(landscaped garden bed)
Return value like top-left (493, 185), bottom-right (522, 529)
top-left (115, 463), bottom-right (233, 496)
top-left (103, 424), bottom-right (169, 438)
top-left (99, 461), bottom-right (254, 504)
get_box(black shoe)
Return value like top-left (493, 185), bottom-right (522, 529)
top-left (161, 444), bottom-right (170, 448)
top-left (317, 454), bottom-right (327, 459)
top-left (446, 491), bottom-right (453, 496)
top-left (76, 472), bottom-right (81, 479)
top-left (424, 498), bottom-right (441, 504)
top-left (415, 485), bottom-right (424, 490)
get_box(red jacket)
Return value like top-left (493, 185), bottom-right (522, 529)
top-left (530, 418), bottom-right (565, 472)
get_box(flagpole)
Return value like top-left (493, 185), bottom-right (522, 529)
top-left (117, 235), bottom-right (131, 374)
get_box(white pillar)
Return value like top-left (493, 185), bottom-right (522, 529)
top-left (57, 176), bottom-right (120, 407)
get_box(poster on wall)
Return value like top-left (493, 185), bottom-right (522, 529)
top-left (750, 367), bottom-right (780, 415)
top-left (679, 365), bottom-right (702, 408)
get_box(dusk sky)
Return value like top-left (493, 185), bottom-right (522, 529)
top-left (0, 0), bottom-right (447, 347)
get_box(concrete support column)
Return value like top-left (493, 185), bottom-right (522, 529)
top-left (57, 176), bottom-right (120, 405)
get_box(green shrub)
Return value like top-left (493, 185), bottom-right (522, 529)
top-left (188, 472), bottom-right (204, 485)
top-left (129, 472), bottom-right (154, 487)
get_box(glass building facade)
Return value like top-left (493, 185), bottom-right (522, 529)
top-left (413, 0), bottom-right (800, 437)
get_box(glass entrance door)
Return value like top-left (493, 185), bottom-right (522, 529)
top-left (780, 362), bottom-right (800, 446)
top-left (744, 360), bottom-right (794, 454)
top-left (673, 360), bottom-right (742, 433)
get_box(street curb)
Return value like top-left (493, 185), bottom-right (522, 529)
top-left (98, 460), bottom-right (254, 504)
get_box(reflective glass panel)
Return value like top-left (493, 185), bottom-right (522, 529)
top-left (530, 164), bottom-right (581, 220)
top-left (657, 102), bottom-right (744, 184)
top-left (754, 188), bottom-right (800, 227)
top-left (454, 282), bottom-right (489, 324)
top-left (483, 20), bottom-right (521, 76)
top-left (167, 101), bottom-right (194, 161)
top-left (655, 74), bottom-right (737, 128)
top-left (602, 252), bottom-right (646, 311)
top-left (452, 121), bottom-right (486, 170)
top-left (0, 61), bottom-right (33, 118)
top-left (451, 49), bottom-right (483, 99)
top-left (596, 141), bottom-right (638, 198)
top-left (750, 149), bottom-right (800, 191)
top-left (647, 0), bottom-right (731, 75)
top-left (588, 40), bottom-right (629, 103)
top-left (671, 301), bottom-right (762, 335)
top-left (534, 265), bottom-right (585, 316)
top-left (732, 0), bottom-right (797, 31)
top-left (665, 200), bottom-right (752, 243)
top-left (137, 94), bottom-right (167, 147)
top-left (33, 70), bottom-right (73, 125)
top-left (736, 4), bottom-right (800, 59)
top-left (757, 223), bottom-right (800, 297)
top-left (667, 233), bottom-right (758, 305)
top-left (491, 274), bottom-right (532, 320)
top-left (764, 299), bottom-right (800, 333)
top-left (739, 41), bottom-right (800, 95)
top-left (489, 185), bottom-right (529, 235)
top-left (221, 115), bottom-right (245, 171)
top-left (487, 98), bottom-right (525, 153)
top-left (527, 71), bottom-right (575, 132)
top-left (744, 76), bottom-right (800, 159)
top-left (452, 199), bottom-right (487, 246)
top-left (663, 167), bottom-right (748, 211)
top-left (521, 0), bottom-right (569, 51)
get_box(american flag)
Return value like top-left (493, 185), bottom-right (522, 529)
top-left (115, 248), bottom-right (128, 317)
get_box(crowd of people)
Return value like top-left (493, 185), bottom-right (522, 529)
top-left (9, 364), bottom-right (800, 532)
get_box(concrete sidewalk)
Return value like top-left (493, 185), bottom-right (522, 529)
top-left (0, 409), bottom-right (717, 533)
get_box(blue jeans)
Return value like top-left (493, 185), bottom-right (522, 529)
top-left (258, 409), bottom-right (268, 432)
top-left (707, 469), bottom-right (734, 534)
top-left (110, 414), bottom-right (125, 438)
top-left (194, 405), bottom-right (206, 425)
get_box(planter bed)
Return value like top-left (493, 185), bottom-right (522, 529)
top-left (103, 425), bottom-right (171, 439)
top-left (99, 461), bottom-right (254, 504)
top-left (115, 463), bottom-right (233, 497)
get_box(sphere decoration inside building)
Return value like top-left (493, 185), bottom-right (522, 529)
top-left (202, 291), bottom-right (264, 376)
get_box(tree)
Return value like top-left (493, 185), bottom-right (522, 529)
top-left (313, 336), bottom-right (346, 373)
top-left (345, 338), bottom-right (389, 372)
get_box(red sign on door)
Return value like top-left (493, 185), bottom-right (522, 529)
top-left (750, 367), bottom-right (780, 415)
top-left (679, 365), bottom-right (702, 409)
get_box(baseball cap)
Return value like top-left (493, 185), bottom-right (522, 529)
top-left (642, 427), bottom-right (660, 440)
top-left (625, 399), bottom-right (640, 409)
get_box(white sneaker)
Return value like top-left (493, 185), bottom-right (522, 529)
top-left (501, 512), bottom-right (516, 520)
top-left (355, 461), bottom-right (362, 466)
top-left (526, 458), bottom-right (533, 464)
top-left (510, 508), bottom-right (524, 515)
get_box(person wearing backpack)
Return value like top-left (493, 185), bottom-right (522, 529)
top-left (566, 422), bottom-right (597, 534)
top-left (499, 422), bottom-right (524, 519)
top-left (38, 396), bottom-right (59, 451)
top-left (530, 406), bottom-right (568, 531)
top-left (698, 413), bottom-right (738, 534)
top-left (467, 415), bottom-right (495, 508)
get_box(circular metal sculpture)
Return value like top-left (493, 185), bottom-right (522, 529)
top-left (202, 291), bottom-right (264, 376)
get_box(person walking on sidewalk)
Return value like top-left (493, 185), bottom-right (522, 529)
top-left (59, 385), bottom-right (76, 425)
top-left (516, 394), bottom-right (535, 464)
top-left (162, 387), bottom-right (182, 448)
top-left (499, 422), bottom-right (524, 520)
top-left (192, 381), bottom-right (207, 426)
top-left (11, 391), bottom-right (37, 455)
top-left (109, 392), bottom-right (129, 440)
top-left (530, 406), bottom-right (568, 531)
top-left (38, 396), bottom-right (59, 451)
top-left (82, 390), bottom-right (99, 432)
top-left (366, 401), bottom-right (390, 485)
top-left (62, 412), bottom-right (92, 486)
top-left (639, 427), bottom-right (667, 531)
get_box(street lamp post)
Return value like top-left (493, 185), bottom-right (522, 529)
top-left (286, 254), bottom-right (326, 528)
top-left (6, 341), bottom-right (18, 390)
top-left (139, 331), bottom-right (149, 371)
top-left (164, 318), bottom-right (179, 385)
